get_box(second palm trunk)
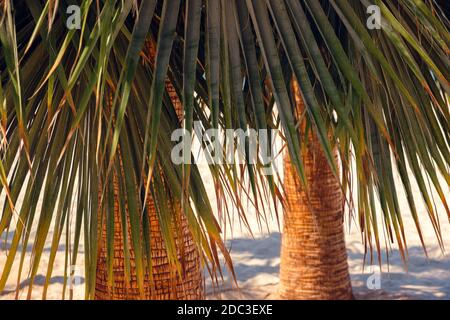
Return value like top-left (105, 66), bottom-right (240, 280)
top-left (279, 80), bottom-right (353, 300)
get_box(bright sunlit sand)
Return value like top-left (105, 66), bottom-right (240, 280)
top-left (2, 163), bottom-right (448, 300)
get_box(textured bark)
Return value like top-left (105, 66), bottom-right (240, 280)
top-left (279, 80), bottom-right (353, 300)
top-left (94, 177), bottom-right (203, 300)
top-left (95, 39), bottom-right (203, 299)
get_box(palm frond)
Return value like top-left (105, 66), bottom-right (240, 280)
top-left (0, 0), bottom-right (449, 298)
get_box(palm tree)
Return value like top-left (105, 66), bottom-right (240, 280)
top-left (1, 0), bottom-right (449, 300)
top-left (275, 0), bottom-right (449, 299)
top-left (280, 79), bottom-right (353, 299)
top-left (0, 0), bottom-right (234, 299)
top-left (94, 68), bottom-right (204, 299)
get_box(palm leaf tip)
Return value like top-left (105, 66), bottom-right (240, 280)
top-left (0, 0), bottom-right (449, 298)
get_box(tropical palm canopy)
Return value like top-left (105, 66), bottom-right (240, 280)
top-left (0, 0), bottom-right (449, 299)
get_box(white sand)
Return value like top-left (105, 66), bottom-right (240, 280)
top-left (1, 162), bottom-right (449, 300)
top-left (206, 212), bottom-right (450, 300)
top-left (205, 161), bottom-right (450, 300)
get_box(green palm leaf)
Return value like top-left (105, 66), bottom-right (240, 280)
top-left (0, 0), bottom-right (449, 298)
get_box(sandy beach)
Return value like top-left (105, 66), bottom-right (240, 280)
top-left (1, 162), bottom-right (449, 300)
top-left (205, 161), bottom-right (450, 300)
top-left (1, 0), bottom-right (448, 303)
top-left (206, 214), bottom-right (450, 300)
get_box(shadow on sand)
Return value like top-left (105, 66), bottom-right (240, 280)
top-left (0, 274), bottom-right (85, 297)
top-left (3, 230), bottom-right (449, 299)
top-left (212, 233), bottom-right (449, 299)
top-left (346, 244), bottom-right (450, 299)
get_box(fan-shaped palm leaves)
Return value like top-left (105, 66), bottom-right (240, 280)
top-left (0, 0), bottom-right (449, 299)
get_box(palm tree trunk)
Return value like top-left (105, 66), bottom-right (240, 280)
top-left (279, 79), bottom-right (353, 300)
top-left (94, 177), bottom-right (203, 300)
top-left (95, 39), bottom-right (203, 299)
